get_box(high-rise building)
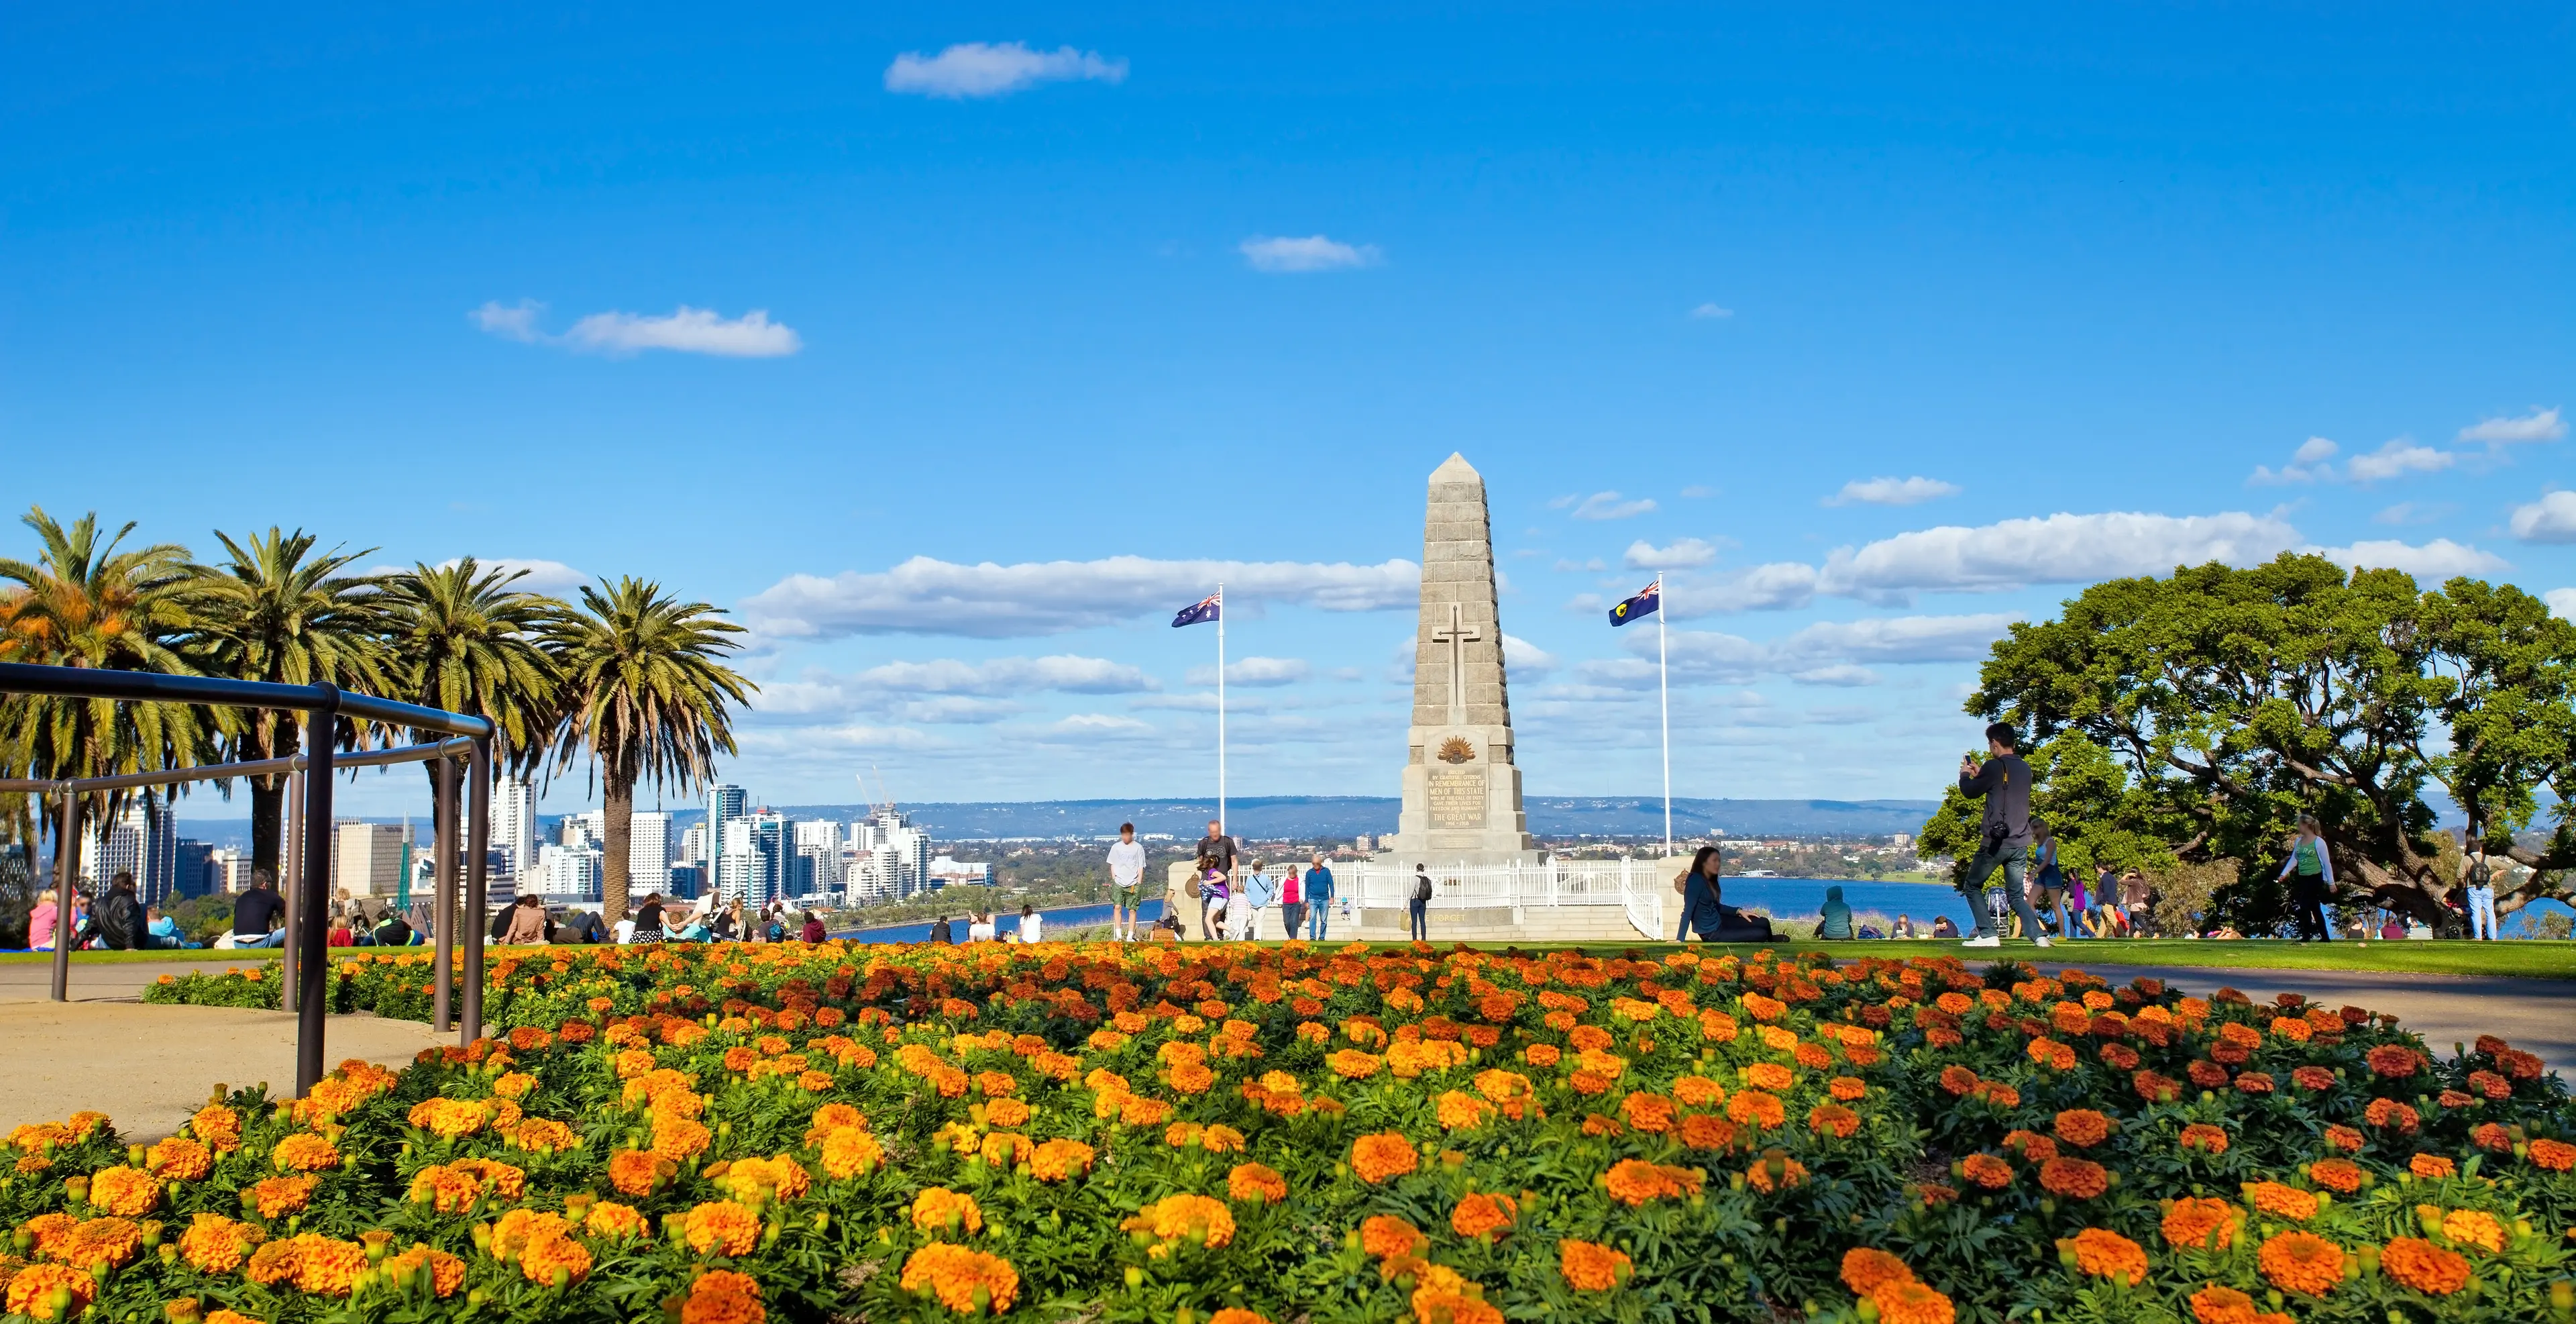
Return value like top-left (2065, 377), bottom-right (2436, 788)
top-left (492, 777), bottom-right (538, 876)
top-left (679, 824), bottom-right (708, 867)
top-left (536, 842), bottom-right (602, 903)
top-left (629, 812), bottom-right (673, 897)
top-left (335, 823), bottom-right (406, 897)
top-left (706, 784), bottom-right (747, 863)
top-left (209, 846), bottom-right (253, 894)
top-left (792, 820), bottom-right (841, 901)
top-left (568, 810), bottom-right (604, 848)
top-left (848, 806), bottom-right (931, 903)
top-left (717, 816), bottom-right (781, 911)
top-left (85, 794), bottom-right (178, 905)
top-left (174, 839), bottom-right (214, 899)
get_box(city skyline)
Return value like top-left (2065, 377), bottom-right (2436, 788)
top-left (6, 5), bottom-right (2569, 817)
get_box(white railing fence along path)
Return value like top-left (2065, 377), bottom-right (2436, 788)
top-left (1323, 858), bottom-right (1674, 939)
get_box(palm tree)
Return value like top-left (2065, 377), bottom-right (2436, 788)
top-left (0, 507), bottom-right (225, 845)
top-left (188, 528), bottom-right (396, 875)
top-left (549, 578), bottom-right (750, 921)
top-left (382, 559), bottom-right (564, 784)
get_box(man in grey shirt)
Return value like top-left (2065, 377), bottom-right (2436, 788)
top-left (1955, 722), bottom-right (2049, 948)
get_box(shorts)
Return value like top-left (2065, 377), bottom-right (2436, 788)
top-left (1112, 882), bottom-right (1141, 901)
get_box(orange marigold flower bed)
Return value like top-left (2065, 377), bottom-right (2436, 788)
top-left (2256, 1230), bottom-right (2345, 1296)
top-left (2065, 1228), bottom-right (2148, 1284)
top-left (2052, 1109), bottom-right (2113, 1148)
top-left (899, 1243), bottom-right (1021, 1315)
top-left (1351, 1133), bottom-right (1418, 1184)
top-left (2039, 1157), bottom-right (2110, 1199)
top-left (1557, 1238), bottom-right (1631, 1291)
top-left (1450, 1192), bottom-right (1517, 1240)
top-left (2380, 1236), bottom-right (2471, 1295)
top-left (2161, 1196), bottom-right (2239, 1250)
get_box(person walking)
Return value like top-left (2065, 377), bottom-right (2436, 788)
top-left (1304, 854), bottom-right (1336, 941)
top-left (1276, 863), bottom-right (1305, 941)
top-left (1199, 868), bottom-right (1231, 943)
top-left (1408, 864), bottom-right (1432, 941)
top-left (2275, 816), bottom-right (2334, 941)
top-left (1106, 822), bottom-right (1148, 941)
top-left (1240, 860), bottom-right (1277, 940)
top-left (1955, 723), bottom-right (2049, 948)
top-left (231, 868), bottom-right (288, 948)
top-left (2462, 834), bottom-right (2500, 941)
top-left (2121, 869), bottom-right (2153, 937)
top-left (1193, 819), bottom-right (1237, 940)
top-left (2029, 821), bottom-right (2075, 939)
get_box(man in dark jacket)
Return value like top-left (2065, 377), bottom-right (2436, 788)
top-left (928, 915), bottom-right (955, 944)
top-left (95, 872), bottom-right (147, 950)
top-left (1955, 722), bottom-right (2049, 948)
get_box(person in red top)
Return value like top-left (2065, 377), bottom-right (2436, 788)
top-left (799, 911), bottom-right (826, 944)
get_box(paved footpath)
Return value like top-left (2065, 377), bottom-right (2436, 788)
top-left (2035, 961), bottom-right (2576, 1078)
top-left (0, 958), bottom-right (443, 1140)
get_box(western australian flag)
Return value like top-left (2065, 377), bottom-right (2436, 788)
top-left (1607, 581), bottom-right (1659, 627)
top-left (1172, 590), bottom-right (1222, 628)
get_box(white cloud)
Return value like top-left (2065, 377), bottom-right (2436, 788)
top-left (1501, 635), bottom-right (1556, 675)
top-left (1825, 476), bottom-right (1960, 507)
top-left (2314, 539), bottom-right (2507, 578)
top-left (1679, 485), bottom-right (1715, 499)
top-left (2345, 438), bottom-right (2454, 483)
top-left (1816, 511), bottom-right (2300, 602)
top-left (2546, 589), bottom-right (2576, 619)
top-left (1186, 656), bottom-right (1310, 688)
top-left (1553, 558), bottom-right (1607, 573)
top-left (1689, 303), bottom-right (1733, 319)
top-left (1674, 563), bottom-right (1821, 613)
top-left (1041, 713), bottom-right (1157, 737)
top-left (742, 555), bottom-right (1420, 640)
top-left (883, 42), bottom-right (1128, 99)
top-left (1789, 664), bottom-right (1880, 687)
top-left (2249, 436), bottom-right (2339, 485)
top-left (561, 307), bottom-right (801, 358)
top-left (844, 655), bottom-right (1159, 696)
top-left (2510, 491), bottom-right (2576, 544)
top-left (437, 556), bottom-right (587, 593)
top-left (2459, 407), bottom-right (2565, 445)
top-left (1580, 612), bottom-right (2018, 689)
top-left (470, 299), bottom-right (542, 342)
top-left (1565, 491), bottom-right (1657, 521)
top-left (2372, 502), bottom-right (2451, 526)
top-left (1772, 613), bottom-right (2021, 664)
top-left (1622, 538), bottom-right (1718, 570)
top-left (1238, 235), bottom-right (1379, 273)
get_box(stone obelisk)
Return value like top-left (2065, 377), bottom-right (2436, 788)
top-left (1385, 454), bottom-right (1540, 864)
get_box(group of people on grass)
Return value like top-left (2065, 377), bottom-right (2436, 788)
top-left (23, 870), bottom-right (194, 951)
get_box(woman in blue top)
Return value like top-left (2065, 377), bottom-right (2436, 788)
top-left (1676, 846), bottom-right (1726, 941)
top-left (2031, 819), bottom-right (2074, 939)
top-left (1816, 885), bottom-right (1856, 940)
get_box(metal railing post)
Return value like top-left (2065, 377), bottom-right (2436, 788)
top-left (462, 737), bottom-right (490, 1046)
top-left (432, 755), bottom-right (457, 1033)
top-left (281, 769), bottom-right (302, 1015)
top-left (50, 791), bottom-right (77, 1002)
top-left (295, 686), bottom-right (338, 1097)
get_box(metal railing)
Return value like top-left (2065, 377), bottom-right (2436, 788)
top-left (1296, 858), bottom-right (1676, 939)
top-left (0, 662), bottom-right (495, 1095)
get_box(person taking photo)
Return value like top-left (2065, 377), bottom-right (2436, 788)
top-left (1954, 722), bottom-right (2049, 949)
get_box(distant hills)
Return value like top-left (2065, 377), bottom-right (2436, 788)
top-left (178, 795), bottom-right (1938, 850)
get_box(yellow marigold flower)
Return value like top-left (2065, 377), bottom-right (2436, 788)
top-left (910, 1187), bottom-right (985, 1237)
top-left (247, 1174), bottom-right (317, 1218)
top-left (147, 1136), bottom-right (212, 1182)
top-left (178, 1213), bottom-right (260, 1274)
top-left (1558, 1238), bottom-right (1631, 1291)
top-left (85, 1167), bottom-right (158, 1216)
top-left (684, 1201), bottom-right (763, 1257)
top-left (270, 1133), bottom-right (339, 1172)
top-left (492, 1071), bottom-right (538, 1099)
top-left (405, 1097), bottom-right (486, 1139)
top-left (654, 1116), bottom-right (713, 1162)
top-left (53, 1218), bottom-right (141, 1271)
top-left (1329, 1049), bottom-right (1384, 1080)
top-left (983, 1097), bottom-right (1032, 1128)
top-left (188, 1105), bottom-right (242, 1153)
top-left (1121, 1194), bottom-right (1234, 1256)
top-left (898, 1243), bottom-right (1021, 1315)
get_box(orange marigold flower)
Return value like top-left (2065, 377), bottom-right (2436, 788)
top-left (1438, 1091), bottom-right (1495, 1131)
top-left (1604, 1158), bottom-right (1703, 1205)
top-left (681, 1268), bottom-right (765, 1324)
top-left (684, 1201), bottom-right (763, 1257)
top-left (898, 1243), bottom-right (1021, 1315)
top-left (2366, 1045), bottom-right (2423, 1078)
top-left (1558, 1238), bottom-right (1631, 1291)
top-left (2247, 1181), bottom-right (2318, 1221)
top-left (2257, 1230), bottom-right (2345, 1296)
top-left (1028, 1138), bottom-right (1094, 1183)
top-left (1746, 1153), bottom-right (1809, 1193)
top-left (1359, 1215), bottom-right (1422, 1260)
top-left (1840, 1247), bottom-right (1915, 1296)
top-left (2053, 1109), bottom-right (2114, 1148)
top-left (2039, 1158), bottom-right (2110, 1199)
top-left (270, 1133), bottom-right (339, 1172)
top-left (518, 1230), bottom-right (592, 1287)
top-left (1725, 1090), bottom-right (1786, 1130)
top-left (2027, 1039), bottom-right (2077, 1071)
top-left (2439, 1209), bottom-right (2505, 1254)
top-left (4, 1263), bottom-right (96, 1321)
top-left (2180, 1123), bottom-right (2229, 1155)
top-left (2188, 1284), bottom-right (2258, 1324)
top-left (609, 1149), bottom-right (672, 1196)
top-left (1961, 1154), bottom-right (2015, 1189)
top-left (2066, 1228), bottom-right (2148, 1284)
top-left (1228, 1163), bottom-right (1289, 1205)
top-left (2380, 1236), bottom-right (2470, 1295)
top-left (1869, 1279), bottom-right (1957, 1324)
top-left (910, 1187), bottom-right (985, 1237)
top-left (247, 1174), bottom-right (317, 1219)
top-left (818, 1128), bottom-right (885, 1180)
top-left (178, 1213), bottom-right (260, 1274)
top-left (1450, 1192), bottom-right (1517, 1241)
top-left (1808, 1104), bottom-right (1860, 1139)
top-left (1120, 1194), bottom-right (1234, 1256)
top-left (2532, 1138), bottom-right (2576, 1171)
top-left (2323, 1123), bottom-right (2365, 1151)
top-left (54, 1218), bottom-right (141, 1271)
top-left (85, 1167), bottom-right (158, 1216)
top-left (1937, 1065), bottom-right (1981, 1096)
top-left (583, 1201), bottom-right (648, 1239)
top-left (1352, 1133), bottom-right (1419, 1184)
top-left (1679, 1113), bottom-right (1737, 1152)
top-left (2306, 1158), bottom-right (2362, 1193)
top-left (2408, 1153), bottom-right (2455, 1180)
top-left (146, 1137), bottom-right (211, 1182)
top-left (1745, 1062), bottom-right (1794, 1091)
top-left (1329, 1050), bottom-right (1384, 1080)
top-left (1828, 1076), bottom-right (1867, 1101)
top-left (2161, 1196), bottom-right (2239, 1250)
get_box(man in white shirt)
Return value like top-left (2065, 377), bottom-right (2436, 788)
top-left (1106, 822), bottom-right (1148, 941)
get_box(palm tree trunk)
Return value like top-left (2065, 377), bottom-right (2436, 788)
top-left (602, 772), bottom-right (634, 922)
top-left (246, 716), bottom-right (300, 876)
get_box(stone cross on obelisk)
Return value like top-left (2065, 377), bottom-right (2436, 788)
top-left (1385, 454), bottom-right (1539, 864)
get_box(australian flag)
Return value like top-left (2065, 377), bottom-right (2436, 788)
top-left (1172, 590), bottom-right (1222, 627)
top-left (1607, 580), bottom-right (1659, 627)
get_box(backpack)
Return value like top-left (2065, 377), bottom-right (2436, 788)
top-left (2465, 855), bottom-right (2492, 888)
top-left (1411, 872), bottom-right (1433, 902)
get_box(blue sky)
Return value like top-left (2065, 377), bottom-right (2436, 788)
top-left (5, 3), bottom-right (2572, 817)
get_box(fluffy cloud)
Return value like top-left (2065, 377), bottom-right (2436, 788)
top-left (435, 556), bottom-right (588, 593)
top-left (1238, 235), bottom-right (1379, 272)
top-left (2249, 436), bottom-right (2339, 485)
top-left (842, 655), bottom-right (1158, 696)
top-left (1552, 491), bottom-right (1657, 521)
top-left (1824, 476), bottom-right (1960, 507)
top-left (2546, 589), bottom-right (2576, 619)
top-left (2509, 492), bottom-right (2576, 544)
top-left (2345, 439), bottom-right (2454, 482)
top-left (1622, 538), bottom-right (1718, 569)
top-left (1577, 612), bottom-right (2018, 689)
top-left (743, 555), bottom-right (1420, 639)
top-left (2459, 407), bottom-right (2565, 445)
top-left (1689, 303), bottom-right (1733, 319)
top-left (2314, 539), bottom-right (2508, 578)
top-left (1185, 656), bottom-right (1311, 688)
top-left (1789, 664), bottom-right (1880, 687)
top-left (1815, 511), bottom-right (2300, 603)
top-left (1672, 562), bottom-right (1821, 613)
top-left (470, 299), bottom-right (542, 342)
top-left (883, 42), bottom-right (1128, 98)
top-left (1773, 613), bottom-right (2021, 663)
top-left (562, 307), bottom-right (801, 358)
top-left (1501, 635), bottom-right (1557, 675)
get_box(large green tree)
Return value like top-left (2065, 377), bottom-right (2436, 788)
top-left (0, 507), bottom-right (226, 853)
top-left (382, 559), bottom-right (564, 831)
top-left (189, 528), bottom-right (395, 874)
top-left (1957, 552), bottom-right (2576, 930)
top-left (547, 578), bottom-right (749, 921)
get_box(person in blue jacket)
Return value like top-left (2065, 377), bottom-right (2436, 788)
top-left (1241, 860), bottom-right (1279, 940)
top-left (1303, 854), bottom-right (1336, 941)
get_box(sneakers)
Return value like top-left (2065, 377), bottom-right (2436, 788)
top-left (2034, 935), bottom-right (2053, 948)
top-left (1962, 935), bottom-right (2002, 948)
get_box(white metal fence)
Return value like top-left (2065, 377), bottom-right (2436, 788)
top-left (1318, 858), bottom-right (1672, 939)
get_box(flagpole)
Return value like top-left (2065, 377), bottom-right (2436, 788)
top-left (1658, 572), bottom-right (1671, 861)
top-left (1217, 583), bottom-right (1227, 836)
